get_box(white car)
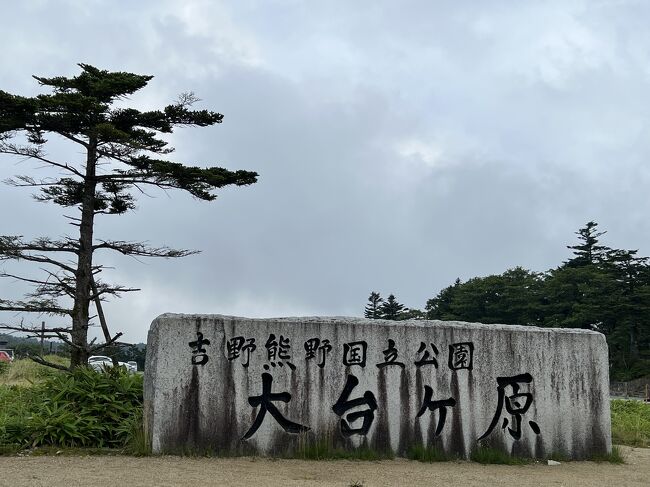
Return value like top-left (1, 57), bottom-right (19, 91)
top-left (88, 355), bottom-right (137, 373)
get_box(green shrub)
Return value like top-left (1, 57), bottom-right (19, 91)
top-left (0, 361), bottom-right (9, 377)
top-left (0, 384), bottom-right (44, 446)
top-left (0, 366), bottom-right (143, 449)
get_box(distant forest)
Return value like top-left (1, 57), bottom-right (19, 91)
top-left (364, 222), bottom-right (650, 381)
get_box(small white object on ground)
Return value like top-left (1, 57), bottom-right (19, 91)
top-left (547, 460), bottom-right (561, 466)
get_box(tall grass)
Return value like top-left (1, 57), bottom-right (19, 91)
top-left (0, 356), bottom-right (69, 386)
top-left (611, 399), bottom-right (650, 448)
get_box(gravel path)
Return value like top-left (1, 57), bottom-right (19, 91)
top-left (0, 447), bottom-right (647, 487)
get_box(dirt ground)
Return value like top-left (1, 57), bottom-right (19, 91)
top-left (0, 446), bottom-right (647, 487)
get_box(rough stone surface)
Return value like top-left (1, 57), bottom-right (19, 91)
top-left (144, 314), bottom-right (611, 459)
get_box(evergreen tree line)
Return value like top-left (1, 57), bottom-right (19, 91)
top-left (364, 292), bottom-right (427, 320)
top-left (364, 222), bottom-right (650, 380)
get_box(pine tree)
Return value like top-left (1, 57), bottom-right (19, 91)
top-left (0, 64), bottom-right (258, 368)
top-left (381, 294), bottom-right (407, 320)
top-left (364, 291), bottom-right (383, 319)
top-left (422, 221), bottom-right (650, 380)
top-left (566, 221), bottom-right (608, 267)
top-left (600, 248), bottom-right (650, 364)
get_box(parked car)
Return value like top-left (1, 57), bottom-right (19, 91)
top-left (88, 355), bottom-right (137, 373)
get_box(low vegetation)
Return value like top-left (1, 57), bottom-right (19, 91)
top-left (591, 445), bottom-right (625, 464)
top-left (294, 439), bottom-right (392, 461)
top-left (469, 445), bottom-right (531, 465)
top-left (0, 355), bottom-right (68, 386)
top-left (406, 444), bottom-right (457, 462)
top-left (611, 399), bottom-right (650, 448)
top-left (0, 364), bottom-right (142, 450)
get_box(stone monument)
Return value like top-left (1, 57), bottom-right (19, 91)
top-left (144, 313), bottom-right (611, 458)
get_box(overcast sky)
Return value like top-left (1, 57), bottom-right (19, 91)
top-left (2, 0), bottom-right (650, 343)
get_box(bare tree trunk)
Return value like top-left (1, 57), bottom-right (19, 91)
top-left (40, 321), bottom-right (45, 356)
top-left (70, 138), bottom-right (97, 368)
top-left (91, 276), bottom-right (119, 367)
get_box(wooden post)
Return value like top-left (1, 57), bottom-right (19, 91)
top-left (40, 321), bottom-right (45, 356)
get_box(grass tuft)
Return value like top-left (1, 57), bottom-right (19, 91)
top-left (406, 444), bottom-right (456, 462)
top-left (294, 438), bottom-right (392, 461)
top-left (470, 445), bottom-right (530, 465)
top-left (590, 445), bottom-right (625, 464)
top-left (119, 409), bottom-right (149, 456)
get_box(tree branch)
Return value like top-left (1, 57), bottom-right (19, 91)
top-left (0, 298), bottom-right (72, 315)
top-left (28, 354), bottom-right (70, 371)
top-left (1, 253), bottom-right (78, 274)
top-left (0, 235), bottom-right (79, 254)
top-left (0, 323), bottom-right (73, 335)
top-left (0, 271), bottom-right (76, 299)
top-left (93, 239), bottom-right (198, 258)
top-left (89, 332), bottom-right (124, 352)
top-left (57, 131), bottom-right (89, 148)
top-left (0, 142), bottom-right (84, 177)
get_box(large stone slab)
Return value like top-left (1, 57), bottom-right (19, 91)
top-left (144, 314), bottom-right (611, 458)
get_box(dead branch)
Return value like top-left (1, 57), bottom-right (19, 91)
top-left (28, 354), bottom-right (70, 371)
top-left (0, 142), bottom-right (84, 177)
top-left (89, 332), bottom-right (124, 352)
top-left (0, 298), bottom-right (72, 315)
top-left (0, 323), bottom-right (73, 335)
top-left (93, 239), bottom-right (198, 258)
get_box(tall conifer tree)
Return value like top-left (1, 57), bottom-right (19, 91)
top-left (364, 291), bottom-right (383, 319)
top-left (0, 64), bottom-right (257, 368)
top-left (381, 294), bottom-right (406, 320)
top-left (566, 221), bottom-right (608, 266)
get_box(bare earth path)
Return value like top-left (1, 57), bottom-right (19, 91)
top-left (0, 447), bottom-right (647, 487)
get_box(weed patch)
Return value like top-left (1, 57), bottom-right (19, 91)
top-left (611, 399), bottom-right (650, 448)
top-left (406, 444), bottom-right (457, 462)
top-left (470, 446), bottom-right (531, 465)
top-left (293, 438), bottom-right (392, 461)
top-left (590, 445), bottom-right (625, 464)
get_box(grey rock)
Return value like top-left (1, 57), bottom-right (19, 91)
top-left (144, 314), bottom-right (611, 459)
